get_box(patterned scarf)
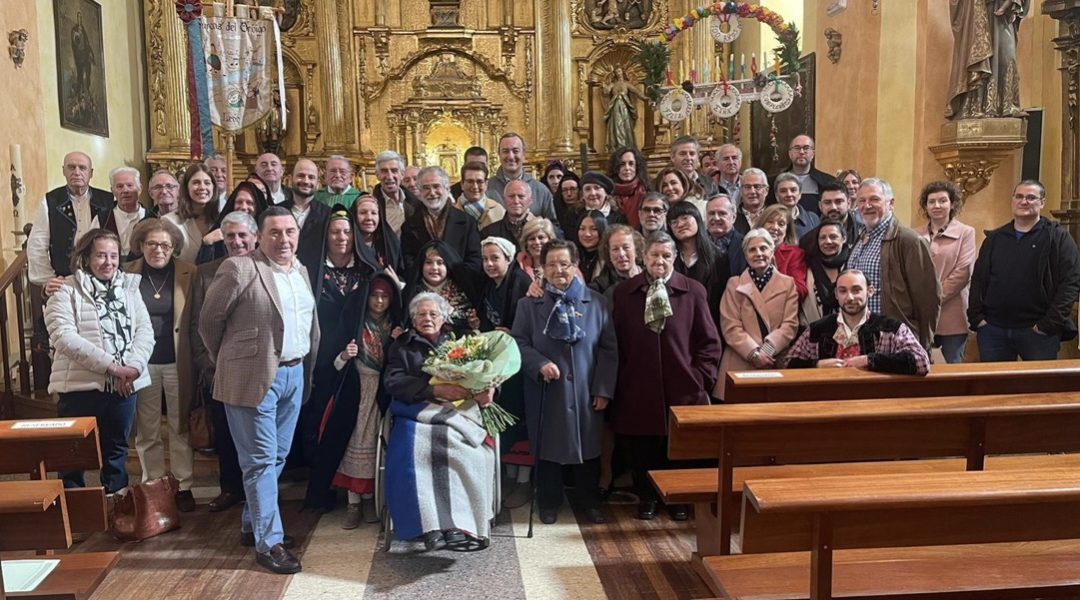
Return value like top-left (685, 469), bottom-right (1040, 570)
top-left (542, 277), bottom-right (585, 344)
top-left (750, 265), bottom-right (775, 292)
top-left (358, 314), bottom-right (393, 371)
top-left (644, 275), bottom-right (673, 333)
top-left (88, 272), bottom-right (133, 384)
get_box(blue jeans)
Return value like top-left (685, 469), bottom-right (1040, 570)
top-left (224, 363), bottom-right (304, 554)
top-left (56, 390), bottom-right (137, 494)
top-left (935, 334), bottom-right (969, 364)
top-left (976, 323), bottom-right (1061, 362)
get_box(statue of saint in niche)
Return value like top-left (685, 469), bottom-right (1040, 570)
top-left (603, 67), bottom-right (645, 152)
top-left (946, 0), bottom-right (1030, 120)
top-left (586, 0), bottom-right (652, 30)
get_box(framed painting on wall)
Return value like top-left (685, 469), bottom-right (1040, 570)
top-left (53, 0), bottom-right (109, 137)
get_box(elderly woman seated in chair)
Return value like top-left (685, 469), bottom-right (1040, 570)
top-left (382, 292), bottom-right (497, 551)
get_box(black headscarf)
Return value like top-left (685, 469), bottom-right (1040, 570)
top-left (194, 181), bottom-right (269, 264)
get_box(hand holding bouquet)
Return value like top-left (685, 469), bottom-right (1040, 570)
top-left (422, 330), bottom-right (522, 437)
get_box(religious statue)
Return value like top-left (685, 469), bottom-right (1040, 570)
top-left (946, 0), bottom-right (1030, 120)
top-left (586, 0), bottom-right (652, 31)
top-left (602, 67), bottom-right (645, 152)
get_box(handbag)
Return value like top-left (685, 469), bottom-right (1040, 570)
top-left (188, 385), bottom-right (214, 451)
top-left (109, 474), bottom-right (181, 541)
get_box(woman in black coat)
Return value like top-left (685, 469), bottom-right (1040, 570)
top-left (194, 181), bottom-right (269, 264)
top-left (402, 240), bottom-right (481, 337)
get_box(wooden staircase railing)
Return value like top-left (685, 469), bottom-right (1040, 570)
top-left (0, 252), bottom-right (40, 420)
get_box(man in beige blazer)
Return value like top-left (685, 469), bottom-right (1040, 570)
top-left (199, 206), bottom-right (319, 575)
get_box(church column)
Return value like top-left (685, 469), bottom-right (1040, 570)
top-left (690, 5), bottom-right (714, 138)
top-left (1044, 0), bottom-right (1080, 239)
top-left (548, 0), bottom-right (575, 154)
top-left (144, 0), bottom-right (191, 160)
top-left (315, 0), bottom-right (357, 153)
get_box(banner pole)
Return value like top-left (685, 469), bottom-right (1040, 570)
top-left (225, 132), bottom-right (235, 192)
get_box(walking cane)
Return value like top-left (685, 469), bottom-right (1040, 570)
top-left (526, 381), bottom-right (547, 539)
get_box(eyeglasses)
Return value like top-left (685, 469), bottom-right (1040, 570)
top-left (142, 241), bottom-right (174, 252)
top-left (741, 183), bottom-right (767, 191)
top-left (789, 145), bottom-right (814, 153)
top-left (150, 184), bottom-right (179, 192)
top-left (545, 262), bottom-right (575, 271)
top-left (414, 311), bottom-right (442, 320)
top-left (639, 206), bottom-right (667, 214)
top-left (1013, 193), bottom-right (1043, 203)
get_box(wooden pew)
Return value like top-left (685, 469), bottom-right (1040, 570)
top-left (723, 358), bottom-right (1080, 403)
top-left (0, 419), bottom-right (117, 600)
top-left (704, 469), bottom-right (1080, 599)
top-left (656, 391), bottom-right (1080, 558)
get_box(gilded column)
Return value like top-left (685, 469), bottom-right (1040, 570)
top-left (144, 0), bottom-right (191, 156)
top-left (316, 0), bottom-right (357, 152)
top-left (549, 0), bottom-right (575, 153)
top-left (1044, 1), bottom-right (1080, 239)
top-left (690, 0), bottom-right (714, 138)
top-left (533, 0), bottom-right (547, 152)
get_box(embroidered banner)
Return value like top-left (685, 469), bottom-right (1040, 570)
top-left (200, 13), bottom-right (280, 132)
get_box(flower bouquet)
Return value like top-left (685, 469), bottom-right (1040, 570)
top-left (422, 330), bottom-right (522, 437)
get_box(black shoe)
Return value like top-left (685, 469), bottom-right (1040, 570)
top-left (637, 500), bottom-right (658, 520)
top-left (423, 531), bottom-right (446, 551)
top-left (585, 508), bottom-right (606, 524)
top-left (241, 532), bottom-right (295, 549)
top-left (539, 509), bottom-right (558, 524)
top-left (208, 491), bottom-right (243, 512)
top-left (668, 505), bottom-right (689, 521)
top-left (256, 543), bottom-right (301, 575)
top-left (175, 490), bottom-right (196, 513)
top-left (444, 529), bottom-right (467, 545)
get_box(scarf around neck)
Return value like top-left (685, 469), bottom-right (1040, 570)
top-left (87, 272), bottom-right (133, 385)
top-left (644, 274), bottom-right (674, 334)
top-left (542, 277), bottom-right (586, 344)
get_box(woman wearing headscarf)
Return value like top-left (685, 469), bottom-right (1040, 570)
top-left (512, 239), bottom-right (618, 525)
top-left (608, 147), bottom-right (651, 230)
top-left (611, 231), bottom-right (722, 521)
top-left (46, 229), bottom-right (154, 496)
top-left (543, 161), bottom-right (568, 197)
top-left (403, 240), bottom-right (480, 337)
top-left (554, 172), bottom-right (583, 236)
top-left (125, 218), bottom-right (199, 512)
top-left (715, 228), bottom-right (800, 401)
top-left (334, 273), bottom-right (403, 529)
top-left (195, 181), bottom-right (269, 264)
top-left (353, 193), bottom-right (404, 285)
top-left (574, 172), bottom-right (627, 241)
top-left (302, 207), bottom-right (378, 511)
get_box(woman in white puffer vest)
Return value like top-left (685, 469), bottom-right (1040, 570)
top-left (45, 228), bottom-right (154, 494)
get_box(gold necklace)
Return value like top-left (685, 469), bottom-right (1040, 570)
top-left (146, 271), bottom-right (168, 300)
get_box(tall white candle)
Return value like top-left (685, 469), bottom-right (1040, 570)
top-left (9, 144), bottom-right (26, 232)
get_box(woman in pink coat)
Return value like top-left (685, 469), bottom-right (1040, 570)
top-left (714, 228), bottom-right (800, 400)
top-left (914, 181), bottom-right (976, 363)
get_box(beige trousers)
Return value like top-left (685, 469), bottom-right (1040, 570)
top-left (135, 363), bottom-right (193, 490)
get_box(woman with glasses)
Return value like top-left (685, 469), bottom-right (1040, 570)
top-left (554, 173), bottom-right (582, 236)
top-left (125, 218), bottom-right (199, 511)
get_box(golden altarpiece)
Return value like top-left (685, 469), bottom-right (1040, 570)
top-left (140, 0), bottom-right (751, 182)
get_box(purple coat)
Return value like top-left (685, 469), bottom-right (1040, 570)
top-left (610, 271), bottom-right (723, 436)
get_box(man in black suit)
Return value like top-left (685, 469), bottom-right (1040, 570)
top-left (282, 158), bottom-right (330, 280)
top-left (767, 134), bottom-right (835, 216)
top-left (255, 152), bottom-right (293, 205)
top-left (400, 166), bottom-right (482, 274)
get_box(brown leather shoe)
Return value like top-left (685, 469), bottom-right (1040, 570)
top-left (256, 543), bottom-right (302, 574)
top-left (208, 491), bottom-right (243, 512)
top-left (175, 490), bottom-right (196, 513)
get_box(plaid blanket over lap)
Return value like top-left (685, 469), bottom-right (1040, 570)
top-left (384, 399), bottom-right (496, 541)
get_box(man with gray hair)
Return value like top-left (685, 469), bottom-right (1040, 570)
top-left (205, 154), bottom-right (229, 211)
top-left (148, 169), bottom-right (180, 217)
top-left (846, 177), bottom-right (940, 349)
top-left (400, 165), bottom-right (482, 273)
top-left (255, 153), bottom-right (292, 205)
top-left (98, 166), bottom-right (146, 257)
top-left (733, 167), bottom-right (769, 234)
top-left (670, 135), bottom-right (719, 199)
top-left (315, 155), bottom-right (362, 209)
top-left (189, 210), bottom-right (258, 514)
top-left (371, 150), bottom-right (420, 234)
top-left (402, 165), bottom-right (422, 198)
top-left (487, 133), bottom-right (558, 221)
top-left (714, 144), bottom-right (742, 206)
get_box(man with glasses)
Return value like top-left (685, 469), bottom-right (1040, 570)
top-left (769, 134), bottom-right (835, 216)
top-left (487, 133), bottom-right (558, 221)
top-left (400, 166), bottom-right (482, 273)
top-left (450, 146), bottom-right (489, 198)
top-left (733, 168), bottom-right (769, 234)
top-left (148, 170), bottom-right (180, 217)
top-left (846, 177), bottom-right (940, 350)
top-left (454, 160), bottom-right (504, 230)
top-left (637, 192), bottom-right (668, 237)
top-left (968, 180), bottom-right (1080, 361)
top-left (315, 155), bottom-right (362, 210)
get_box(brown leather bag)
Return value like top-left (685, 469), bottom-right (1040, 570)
top-left (109, 474), bottom-right (181, 541)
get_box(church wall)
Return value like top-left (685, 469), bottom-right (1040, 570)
top-left (0, 2), bottom-right (48, 251)
top-left (35, 0), bottom-right (147, 199)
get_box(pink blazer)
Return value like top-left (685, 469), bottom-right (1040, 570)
top-left (914, 220), bottom-right (976, 336)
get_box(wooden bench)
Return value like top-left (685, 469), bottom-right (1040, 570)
top-left (723, 358), bottom-right (1080, 403)
top-left (655, 391), bottom-right (1080, 558)
top-left (704, 469), bottom-right (1080, 599)
top-left (0, 419), bottom-right (117, 600)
